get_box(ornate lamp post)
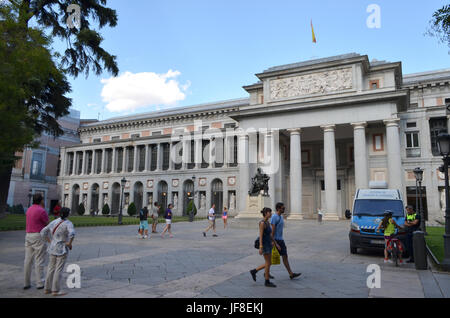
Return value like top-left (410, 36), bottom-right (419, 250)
top-left (118, 177), bottom-right (127, 225)
top-left (28, 189), bottom-right (33, 208)
top-left (413, 167), bottom-right (426, 233)
top-left (437, 133), bottom-right (450, 270)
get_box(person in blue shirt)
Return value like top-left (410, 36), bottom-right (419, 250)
top-left (270, 202), bottom-right (301, 280)
top-left (161, 204), bottom-right (173, 238)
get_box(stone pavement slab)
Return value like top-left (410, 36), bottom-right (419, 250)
top-left (0, 219), bottom-right (447, 298)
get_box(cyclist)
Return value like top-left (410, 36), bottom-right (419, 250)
top-left (376, 210), bottom-right (404, 265)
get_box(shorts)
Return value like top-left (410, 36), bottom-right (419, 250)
top-left (262, 242), bottom-right (272, 255)
top-left (222, 215), bottom-right (227, 220)
top-left (275, 240), bottom-right (287, 256)
top-left (139, 220), bottom-right (149, 231)
top-left (165, 219), bottom-right (172, 225)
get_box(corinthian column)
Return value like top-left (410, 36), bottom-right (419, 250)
top-left (321, 125), bottom-right (339, 220)
top-left (384, 119), bottom-right (404, 192)
top-left (288, 129), bottom-right (303, 220)
top-left (352, 122), bottom-right (369, 189)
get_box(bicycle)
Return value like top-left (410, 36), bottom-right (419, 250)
top-left (386, 234), bottom-right (404, 267)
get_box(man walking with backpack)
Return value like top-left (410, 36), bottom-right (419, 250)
top-left (271, 202), bottom-right (301, 280)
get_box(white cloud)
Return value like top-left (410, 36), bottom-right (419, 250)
top-left (100, 70), bottom-right (189, 113)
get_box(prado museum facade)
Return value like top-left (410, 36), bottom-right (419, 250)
top-left (58, 53), bottom-right (450, 225)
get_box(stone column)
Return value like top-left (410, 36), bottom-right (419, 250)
top-left (182, 138), bottom-right (189, 170)
top-left (195, 137), bottom-right (202, 169)
top-left (156, 143), bottom-right (163, 171)
top-left (238, 134), bottom-right (249, 213)
top-left (80, 151), bottom-right (86, 175)
top-left (447, 115), bottom-right (450, 134)
top-left (90, 150), bottom-right (96, 175)
top-left (288, 129), bottom-right (303, 220)
top-left (111, 148), bottom-right (116, 174)
top-left (266, 131), bottom-right (276, 206)
top-left (122, 147), bottom-right (127, 173)
top-left (322, 125), bottom-right (339, 220)
top-left (70, 152), bottom-right (75, 176)
top-left (248, 131), bottom-right (258, 180)
top-left (74, 152), bottom-right (80, 175)
top-left (101, 149), bottom-right (106, 174)
top-left (133, 145), bottom-right (139, 172)
top-left (384, 119), bottom-right (404, 192)
top-left (144, 145), bottom-right (149, 171)
top-left (352, 122), bottom-right (369, 189)
top-left (209, 137), bottom-right (215, 168)
top-left (169, 143), bottom-right (174, 171)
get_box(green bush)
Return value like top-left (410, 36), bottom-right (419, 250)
top-left (11, 204), bottom-right (25, 215)
top-left (158, 205), bottom-right (165, 216)
top-left (77, 203), bottom-right (85, 216)
top-left (186, 200), bottom-right (197, 216)
top-left (102, 204), bottom-right (110, 216)
top-left (127, 202), bottom-right (137, 216)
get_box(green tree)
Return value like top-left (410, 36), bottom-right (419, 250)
top-left (186, 200), bottom-right (197, 222)
top-left (0, 1), bottom-right (119, 216)
top-left (77, 202), bottom-right (85, 216)
top-left (127, 202), bottom-right (137, 217)
top-left (102, 203), bottom-right (110, 216)
top-left (428, 4), bottom-right (450, 52)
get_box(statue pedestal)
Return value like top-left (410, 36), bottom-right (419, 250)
top-left (236, 195), bottom-right (271, 219)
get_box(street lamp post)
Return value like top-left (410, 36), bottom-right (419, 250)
top-left (437, 133), bottom-right (450, 270)
top-left (190, 175), bottom-right (196, 222)
top-left (413, 167), bottom-right (426, 233)
top-left (28, 189), bottom-right (33, 208)
top-left (118, 177), bottom-right (127, 225)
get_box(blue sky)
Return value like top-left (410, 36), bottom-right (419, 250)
top-left (62, 0), bottom-right (450, 120)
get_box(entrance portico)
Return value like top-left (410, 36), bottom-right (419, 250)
top-left (232, 53), bottom-right (407, 220)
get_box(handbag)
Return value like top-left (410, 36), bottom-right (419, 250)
top-left (271, 246), bottom-right (281, 265)
top-left (254, 237), bottom-right (260, 249)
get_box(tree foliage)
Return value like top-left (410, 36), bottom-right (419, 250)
top-left (428, 4), bottom-right (450, 53)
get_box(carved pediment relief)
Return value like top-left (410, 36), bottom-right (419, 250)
top-left (269, 67), bottom-right (353, 100)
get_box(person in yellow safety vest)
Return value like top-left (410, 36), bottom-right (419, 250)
top-left (376, 210), bottom-right (404, 264)
top-left (403, 205), bottom-right (420, 263)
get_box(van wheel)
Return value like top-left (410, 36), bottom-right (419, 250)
top-left (350, 245), bottom-right (357, 254)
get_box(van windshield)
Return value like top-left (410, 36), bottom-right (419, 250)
top-left (353, 199), bottom-right (404, 217)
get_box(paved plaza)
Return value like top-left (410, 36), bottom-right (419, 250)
top-left (0, 218), bottom-right (448, 298)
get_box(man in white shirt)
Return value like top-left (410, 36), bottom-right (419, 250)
top-left (203, 204), bottom-right (218, 237)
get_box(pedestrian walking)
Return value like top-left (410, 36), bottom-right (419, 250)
top-left (138, 207), bottom-right (149, 239)
top-left (152, 202), bottom-right (160, 233)
top-left (203, 204), bottom-right (217, 237)
top-left (250, 207), bottom-right (277, 287)
top-left (24, 193), bottom-right (49, 290)
top-left (271, 202), bottom-right (301, 280)
top-left (318, 209), bottom-right (323, 224)
top-left (222, 206), bottom-right (228, 229)
top-left (161, 204), bottom-right (173, 238)
top-left (40, 207), bottom-right (76, 296)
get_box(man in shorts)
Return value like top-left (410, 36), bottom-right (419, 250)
top-left (271, 202), bottom-right (301, 280)
top-left (138, 207), bottom-right (149, 239)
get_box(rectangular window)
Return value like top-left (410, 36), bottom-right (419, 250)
top-left (373, 134), bottom-right (384, 152)
top-left (139, 146), bottom-right (145, 172)
top-left (201, 140), bottom-right (210, 168)
top-left (406, 132), bottom-right (420, 148)
top-left (127, 147), bottom-right (134, 172)
top-left (107, 149), bottom-right (112, 173)
top-left (93, 138), bottom-right (101, 143)
top-left (31, 152), bottom-right (43, 179)
top-left (430, 117), bottom-right (448, 156)
top-left (131, 134), bottom-right (140, 139)
top-left (162, 143), bottom-right (170, 170)
top-left (369, 80), bottom-right (379, 90)
top-left (151, 145), bottom-right (158, 171)
top-left (406, 122), bottom-right (417, 128)
top-left (188, 140), bottom-right (195, 169)
top-left (117, 148), bottom-right (123, 173)
top-left (111, 136), bottom-right (120, 140)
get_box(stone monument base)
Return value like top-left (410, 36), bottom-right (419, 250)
top-left (235, 194), bottom-right (271, 219)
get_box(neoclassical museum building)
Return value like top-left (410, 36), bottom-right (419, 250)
top-left (58, 53), bottom-right (450, 225)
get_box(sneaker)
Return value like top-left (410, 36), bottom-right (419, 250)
top-left (23, 286), bottom-right (31, 290)
top-left (212, 234), bottom-right (218, 237)
top-left (399, 260), bottom-right (404, 265)
top-left (144, 235), bottom-right (148, 239)
top-left (387, 259), bottom-right (393, 264)
top-left (203, 232), bottom-right (206, 237)
top-left (383, 258), bottom-right (389, 263)
top-left (407, 259), bottom-right (415, 263)
top-left (269, 274), bottom-right (274, 279)
top-left (250, 269), bottom-right (257, 282)
top-left (264, 281), bottom-right (277, 288)
top-left (290, 273), bottom-right (301, 280)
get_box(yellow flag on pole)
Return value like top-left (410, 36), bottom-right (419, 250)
top-left (311, 20), bottom-right (317, 43)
